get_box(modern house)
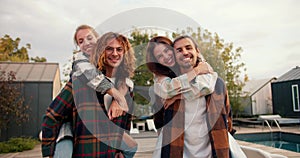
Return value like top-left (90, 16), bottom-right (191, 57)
top-left (241, 77), bottom-right (277, 116)
top-left (271, 66), bottom-right (300, 118)
top-left (0, 62), bottom-right (61, 140)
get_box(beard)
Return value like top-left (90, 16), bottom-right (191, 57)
top-left (180, 61), bottom-right (193, 70)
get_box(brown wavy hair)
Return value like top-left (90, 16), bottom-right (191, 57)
top-left (90, 32), bottom-right (136, 82)
top-left (146, 36), bottom-right (179, 78)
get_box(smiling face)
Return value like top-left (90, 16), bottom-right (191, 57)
top-left (173, 38), bottom-right (198, 73)
top-left (76, 28), bottom-right (97, 55)
top-left (104, 38), bottom-right (124, 70)
top-left (153, 43), bottom-right (175, 67)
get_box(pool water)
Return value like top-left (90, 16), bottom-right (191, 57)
top-left (234, 132), bottom-right (300, 153)
top-left (254, 140), bottom-right (300, 152)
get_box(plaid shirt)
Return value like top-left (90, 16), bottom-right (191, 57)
top-left (154, 72), bottom-right (218, 101)
top-left (154, 77), bottom-right (233, 158)
top-left (42, 77), bottom-right (133, 157)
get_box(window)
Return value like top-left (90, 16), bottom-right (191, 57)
top-left (292, 84), bottom-right (300, 112)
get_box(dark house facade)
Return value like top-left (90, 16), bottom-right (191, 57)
top-left (271, 66), bottom-right (300, 118)
top-left (0, 62), bottom-right (61, 141)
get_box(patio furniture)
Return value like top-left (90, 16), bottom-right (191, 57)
top-left (146, 119), bottom-right (157, 132)
top-left (130, 121), bottom-right (139, 134)
top-left (258, 114), bottom-right (300, 131)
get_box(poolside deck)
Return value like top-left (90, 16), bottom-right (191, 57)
top-left (1, 125), bottom-right (299, 158)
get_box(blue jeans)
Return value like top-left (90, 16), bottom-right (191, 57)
top-left (54, 138), bottom-right (73, 158)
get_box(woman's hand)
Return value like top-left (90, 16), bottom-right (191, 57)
top-left (108, 100), bottom-right (126, 120)
top-left (194, 62), bottom-right (214, 75)
top-left (107, 88), bottom-right (129, 112)
top-left (163, 94), bottom-right (182, 109)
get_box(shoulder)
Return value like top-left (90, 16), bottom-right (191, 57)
top-left (214, 77), bottom-right (227, 94)
top-left (73, 52), bottom-right (89, 61)
top-left (125, 78), bottom-right (134, 91)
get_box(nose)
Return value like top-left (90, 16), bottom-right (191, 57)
top-left (162, 52), bottom-right (170, 58)
top-left (83, 39), bottom-right (90, 46)
top-left (112, 49), bottom-right (118, 55)
top-left (182, 48), bottom-right (189, 55)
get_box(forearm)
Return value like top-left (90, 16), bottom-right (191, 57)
top-left (72, 52), bottom-right (113, 94)
top-left (154, 75), bottom-right (190, 99)
top-left (153, 65), bottom-right (214, 99)
top-left (182, 72), bottom-right (218, 101)
top-left (41, 112), bottom-right (60, 157)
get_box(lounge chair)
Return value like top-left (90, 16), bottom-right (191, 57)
top-left (241, 146), bottom-right (287, 158)
top-left (130, 121), bottom-right (139, 134)
top-left (146, 119), bottom-right (157, 132)
top-left (258, 114), bottom-right (300, 130)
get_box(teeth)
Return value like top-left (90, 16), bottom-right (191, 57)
top-left (183, 58), bottom-right (190, 62)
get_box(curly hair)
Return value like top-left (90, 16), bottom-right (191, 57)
top-left (90, 32), bottom-right (136, 81)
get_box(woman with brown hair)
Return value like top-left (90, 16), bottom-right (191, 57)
top-left (146, 36), bottom-right (219, 158)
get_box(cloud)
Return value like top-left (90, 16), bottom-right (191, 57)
top-left (0, 0), bottom-right (299, 80)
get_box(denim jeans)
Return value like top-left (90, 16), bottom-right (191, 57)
top-left (54, 138), bottom-right (73, 158)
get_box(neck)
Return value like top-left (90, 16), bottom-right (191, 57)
top-left (180, 66), bottom-right (193, 74)
top-left (105, 67), bottom-right (116, 78)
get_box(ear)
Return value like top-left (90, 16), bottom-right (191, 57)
top-left (196, 47), bottom-right (201, 54)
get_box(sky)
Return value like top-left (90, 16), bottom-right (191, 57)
top-left (0, 0), bottom-right (299, 80)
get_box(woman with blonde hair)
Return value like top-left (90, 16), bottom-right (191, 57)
top-left (72, 32), bottom-right (137, 157)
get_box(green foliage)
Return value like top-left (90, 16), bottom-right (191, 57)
top-left (129, 30), bottom-right (151, 104)
top-left (0, 34), bottom-right (30, 62)
top-left (30, 56), bottom-right (47, 62)
top-left (0, 137), bottom-right (39, 153)
top-left (0, 34), bottom-right (46, 62)
top-left (0, 69), bottom-right (30, 129)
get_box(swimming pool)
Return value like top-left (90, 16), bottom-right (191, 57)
top-left (234, 132), bottom-right (300, 153)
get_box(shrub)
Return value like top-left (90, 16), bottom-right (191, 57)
top-left (0, 137), bottom-right (39, 153)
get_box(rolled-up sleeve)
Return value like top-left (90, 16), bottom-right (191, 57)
top-left (73, 52), bottom-right (113, 94)
top-left (154, 74), bottom-right (191, 99)
top-left (183, 72), bottom-right (218, 101)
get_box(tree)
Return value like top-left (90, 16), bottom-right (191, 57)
top-left (0, 34), bottom-right (46, 62)
top-left (30, 56), bottom-right (47, 62)
top-left (0, 35), bottom-right (30, 62)
top-left (0, 68), bottom-right (29, 131)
